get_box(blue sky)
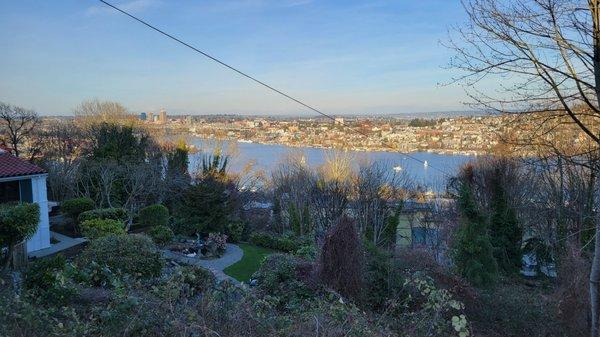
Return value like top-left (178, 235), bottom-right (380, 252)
top-left (0, 0), bottom-right (470, 116)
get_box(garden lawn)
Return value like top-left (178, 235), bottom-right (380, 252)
top-left (224, 243), bottom-right (274, 282)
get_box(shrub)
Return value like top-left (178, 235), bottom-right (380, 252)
top-left (249, 232), bottom-right (296, 252)
top-left (226, 220), bottom-right (244, 242)
top-left (138, 204), bottom-right (169, 228)
top-left (0, 202), bottom-right (40, 269)
top-left (78, 207), bottom-right (127, 223)
top-left (318, 216), bottom-right (363, 300)
top-left (294, 244), bottom-right (317, 260)
top-left (364, 241), bottom-right (405, 310)
top-left (553, 245), bottom-right (589, 336)
top-left (24, 255), bottom-right (78, 305)
top-left (76, 260), bottom-right (124, 288)
top-left (402, 273), bottom-right (470, 337)
top-left (205, 232), bottom-right (228, 256)
top-left (171, 218), bottom-right (198, 236)
top-left (147, 225), bottom-right (174, 245)
top-left (78, 234), bottom-right (164, 278)
top-left (80, 218), bottom-right (126, 239)
top-left (253, 254), bottom-right (316, 309)
top-left (155, 265), bottom-right (216, 300)
top-left (61, 197), bottom-right (95, 223)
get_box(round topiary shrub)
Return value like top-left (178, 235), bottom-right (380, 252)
top-left (138, 204), bottom-right (170, 228)
top-left (78, 234), bottom-right (164, 278)
top-left (78, 208), bottom-right (128, 223)
top-left (79, 218), bottom-right (126, 239)
top-left (147, 225), bottom-right (174, 245)
top-left (61, 197), bottom-right (95, 223)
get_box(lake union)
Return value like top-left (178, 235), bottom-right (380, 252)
top-left (187, 138), bottom-right (475, 191)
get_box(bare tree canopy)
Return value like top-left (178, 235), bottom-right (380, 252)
top-left (0, 101), bottom-right (40, 158)
top-left (74, 99), bottom-right (139, 129)
top-left (449, 0), bottom-right (600, 144)
top-left (449, 1), bottom-right (600, 335)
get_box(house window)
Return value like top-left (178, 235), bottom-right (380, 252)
top-left (0, 180), bottom-right (20, 204)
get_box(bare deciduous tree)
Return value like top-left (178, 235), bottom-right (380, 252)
top-left (0, 102), bottom-right (40, 159)
top-left (354, 160), bottom-right (411, 247)
top-left (449, 1), bottom-right (600, 334)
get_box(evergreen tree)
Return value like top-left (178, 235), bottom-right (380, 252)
top-left (90, 123), bottom-right (151, 163)
top-left (488, 171), bottom-right (522, 274)
top-left (452, 172), bottom-right (498, 286)
top-left (272, 197), bottom-right (283, 234)
top-left (382, 202), bottom-right (403, 248)
top-left (166, 139), bottom-right (189, 176)
top-left (289, 203), bottom-right (301, 235)
top-left (301, 203), bottom-right (311, 235)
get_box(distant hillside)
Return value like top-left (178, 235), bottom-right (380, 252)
top-left (385, 110), bottom-right (492, 119)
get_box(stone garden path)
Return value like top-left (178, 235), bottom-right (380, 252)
top-left (161, 243), bottom-right (243, 284)
top-left (29, 231), bottom-right (88, 259)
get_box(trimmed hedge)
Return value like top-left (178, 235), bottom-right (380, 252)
top-left (249, 232), bottom-right (296, 252)
top-left (78, 208), bottom-right (127, 223)
top-left (78, 234), bottom-right (164, 278)
top-left (61, 197), bottom-right (95, 222)
top-left (80, 218), bottom-right (126, 239)
top-left (138, 204), bottom-right (169, 228)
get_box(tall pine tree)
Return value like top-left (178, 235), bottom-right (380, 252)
top-left (488, 170), bottom-right (522, 274)
top-left (452, 168), bottom-right (498, 286)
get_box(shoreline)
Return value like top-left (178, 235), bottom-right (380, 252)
top-left (172, 132), bottom-right (483, 157)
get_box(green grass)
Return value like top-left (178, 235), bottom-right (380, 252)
top-left (224, 243), bottom-right (274, 282)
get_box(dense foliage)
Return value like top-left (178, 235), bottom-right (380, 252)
top-left (79, 218), bottom-right (126, 239)
top-left (174, 178), bottom-right (237, 235)
top-left (61, 197), bottom-right (95, 223)
top-left (0, 202), bottom-right (40, 269)
top-left (77, 234), bottom-right (164, 278)
top-left (249, 232), bottom-right (296, 252)
top-left (488, 172), bottom-right (522, 274)
top-left (452, 172), bottom-right (498, 286)
top-left (318, 216), bottom-right (363, 299)
top-left (78, 207), bottom-right (127, 223)
top-left (147, 225), bottom-right (174, 245)
top-left (137, 204), bottom-right (169, 228)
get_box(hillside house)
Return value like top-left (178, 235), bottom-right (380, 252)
top-left (0, 151), bottom-right (49, 253)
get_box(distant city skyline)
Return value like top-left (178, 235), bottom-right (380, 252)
top-left (1, 1), bottom-right (476, 116)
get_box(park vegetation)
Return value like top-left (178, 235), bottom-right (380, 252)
top-left (1, 0), bottom-right (600, 334)
top-left (0, 98), bottom-right (585, 337)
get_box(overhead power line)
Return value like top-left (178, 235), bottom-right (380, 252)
top-left (98, 0), bottom-right (452, 178)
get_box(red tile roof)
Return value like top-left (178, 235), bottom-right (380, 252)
top-left (0, 152), bottom-right (46, 178)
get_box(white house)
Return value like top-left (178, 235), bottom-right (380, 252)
top-left (0, 151), bottom-right (50, 252)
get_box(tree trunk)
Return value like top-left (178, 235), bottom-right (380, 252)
top-left (591, 222), bottom-right (600, 337)
top-left (2, 244), bottom-right (13, 271)
top-left (11, 242), bottom-right (28, 270)
top-left (590, 2), bottom-right (600, 336)
top-left (2, 241), bottom-right (27, 271)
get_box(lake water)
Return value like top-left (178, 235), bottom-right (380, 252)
top-left (186, 138), bottom-right (474, 191)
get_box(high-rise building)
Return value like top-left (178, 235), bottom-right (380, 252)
top-left (148, 111), bottom-right (154, 122)
top-left (139, 112), bottom-right (147, 121)
top-left (159, 108), bottom-right (167, 124)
